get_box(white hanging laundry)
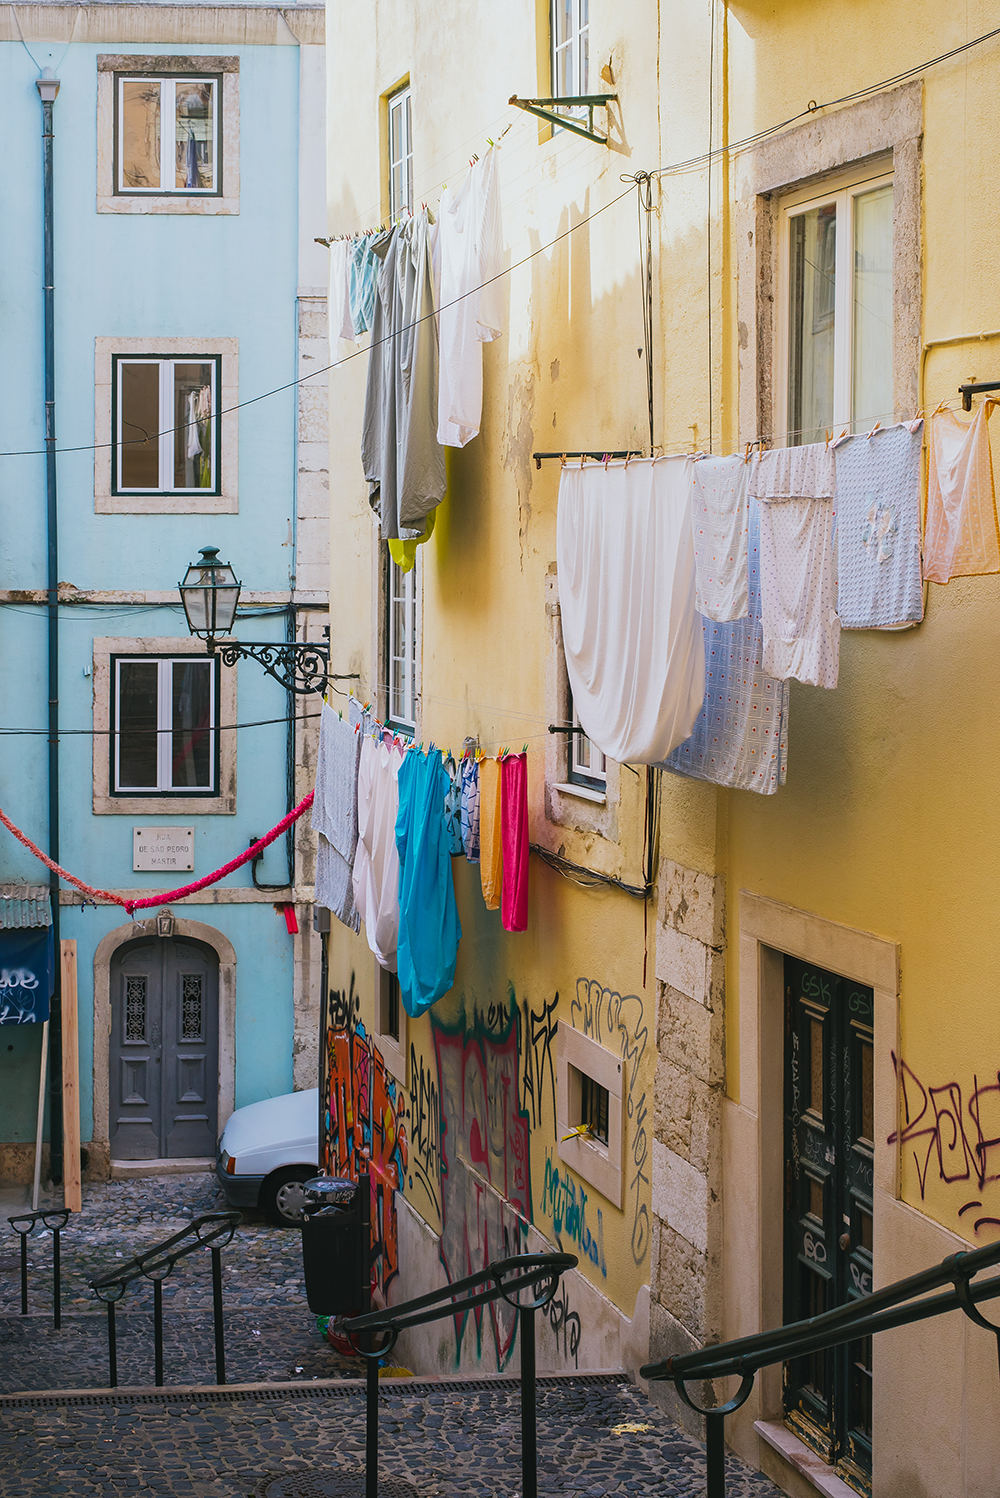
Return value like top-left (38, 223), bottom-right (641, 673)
top-left (352, 733), bottom-right (404, 971)
top-left (749, 444), bottom-right (839, 689)
top-left (312, 700), bottom-right (362, 933)
top-left (185, 390), bottom-right (202, 461)
top-left (556, 455), bottom-right (704, 764)
top-left (690, 455), bottom-right (749, 621)
top-left (835, 422), bottom-right (924, 627)
top-left (924, 402), bottom-right (1000, 584)
top-left (328, 238), bottom-right (355, 351)
top-left (437, 146), bottom-right (504, 448)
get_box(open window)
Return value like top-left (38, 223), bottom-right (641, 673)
top-left (557, 1022), bottom-right (624, 1207)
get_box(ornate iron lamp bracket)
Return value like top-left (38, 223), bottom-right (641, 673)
top-left (211, 638), bottom-right (343, 696)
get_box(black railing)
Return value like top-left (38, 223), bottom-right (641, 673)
top-left (641, 1236), bottom-right (1000, 1497)
top-left (89, 1210), bottom-right (241, 1388)
top-left (341, 1247), bottom-right (578, 1498)
top-left (7, 1207), bottom-right (72, 1327)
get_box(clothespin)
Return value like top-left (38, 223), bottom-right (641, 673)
top-left (866, 420), bottom-right (882, 440)
top-left (624, 451), bottom-right (631, 470)
top-left (825, 429), bottom-right (831, 449)
top-left (560, 453), bottom-right (567, 468)
top-left (521, 742), bottom-right (528, 754)
top-left (603, 453), bottom-right (610, 470)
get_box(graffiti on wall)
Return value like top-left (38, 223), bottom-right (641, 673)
top-left (432, 1000), bottom-right (531, 1368)
top-left (570, 978), bottom-right (651, 1265)
top-left (324, 976), bottom-right (408, 1292)
top-left (889, 1052), bottom-right (1000, 1235)
top-left (517, 989), bottom-right (559, 1129)
top-left (542, 1153), bottom-right (607, 1274)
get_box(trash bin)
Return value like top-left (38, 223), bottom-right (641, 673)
top-left (300, 1176), bottom-right (365, 1315)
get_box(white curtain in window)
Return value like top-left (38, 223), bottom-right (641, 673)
top-left (556, 456), bottom-right (704, 764)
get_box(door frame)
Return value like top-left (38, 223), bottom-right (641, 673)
top-left (93, 912), bottom-right (236, 1161)
top-left (722, 893), bottom-right (898, 1480)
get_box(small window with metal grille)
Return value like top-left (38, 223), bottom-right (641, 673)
top-left (579, 1071), bottom-right (609, 1145)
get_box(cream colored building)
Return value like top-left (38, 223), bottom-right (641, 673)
top-left (324, 4), bottom-right (1000, 1494)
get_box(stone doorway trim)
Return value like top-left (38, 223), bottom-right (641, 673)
top-left (93, 911), bottom-right (236, 1166)
top-left (723, 892), bottom-right (898, 1469)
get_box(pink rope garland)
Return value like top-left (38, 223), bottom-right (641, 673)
top-left (0, 792), bottom-right (314, 917)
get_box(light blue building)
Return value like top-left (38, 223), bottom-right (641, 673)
top-left (0, 0), bottom-right (328, 1185)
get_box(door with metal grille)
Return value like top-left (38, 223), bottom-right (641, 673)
top-left (783, 955), bottom-right (874, 1495)
top-left (110, 935), bottom-right (219, 1160)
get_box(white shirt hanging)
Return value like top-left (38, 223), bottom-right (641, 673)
top-left (436, 146), bottom-right (504, 448)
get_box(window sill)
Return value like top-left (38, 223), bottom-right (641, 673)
top-left (552, 781), bottom-right (606, 805)
top-left (97, 195), bottom-right (239, 217)
top-left (754, 1421), bottom-right (859, 1498)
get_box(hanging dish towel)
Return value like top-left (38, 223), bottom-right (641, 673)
top-left (352, 733), bottom-right (404, 971)
top-left (395, 749), bottom-right (462, 1018)
top-left (750, 444), bottom-right (840, 689)
top-left (924, 402), bottom-right (1000, 583)
top-left (437, 146), bottom-right (504, 448)
top-left (312, 700), bottom-right (363, 932)
top-left (835, 422), bottom-right (924, 627)
top-left (460, 757), bottom-right (480, 863)
top-left (443, 754), bottom-right (464, 855)
top-left (691, 455), bottom-right (749, 621)
top-left (327, 238), bottom-right (355, 349)
top-left (479, 757), bottom-right (503, 910)
top-left (500, 753), bottom-right (529, 932)
top-left (556, 455), bottom-right (704, 763)
top-left (664, 500), bottom-right (789, 794)
top-left (349, 234), bottom-right (378, 340)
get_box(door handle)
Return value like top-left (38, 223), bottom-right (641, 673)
top-left (839, 1232), bottom-right (851, 1251)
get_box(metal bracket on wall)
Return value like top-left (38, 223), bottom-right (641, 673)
top-left (508, 93), bottom-right (617, 145)
top-left (959, 379), bottom-right (1000, 410)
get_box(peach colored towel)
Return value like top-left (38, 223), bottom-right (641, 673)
top-left (924, 402), bottom-right (1000, 583)
top-left (478, 757), bottom-right (503, 911)
top-left (500, 754), bottom-right (529, 933)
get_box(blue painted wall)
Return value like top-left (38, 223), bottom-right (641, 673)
top-left (0, 36), bottom-right (306, 1147)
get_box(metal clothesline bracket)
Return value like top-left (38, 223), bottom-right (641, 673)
top-left (532, 449), bottom-right (639, 469)
top-left (508, 93), bottom-right (617, 146)
top-left (959, 379), bottom-right (1000, 411)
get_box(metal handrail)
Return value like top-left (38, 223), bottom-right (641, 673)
top-left (89, 1210), bottom-right (241, 1388)
top-left (340, 1250), bottom-right (578, 1498)
top-left (7, 1207), bottom-right (72, 1326)
top-left (640, 1237), bottom-right (1000, 1496)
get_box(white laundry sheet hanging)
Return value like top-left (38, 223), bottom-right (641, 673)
top-left (352, 733), bottom-right (404, 972)
top-left (556, 455), bottom-right (705, 764)
top-left (750, 444), bottom-right (840, 689)
top-left (690, 454), bottom-right (749, 621)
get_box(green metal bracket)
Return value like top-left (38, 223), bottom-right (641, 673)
top-left (508, 93), bottom-right (617, 145)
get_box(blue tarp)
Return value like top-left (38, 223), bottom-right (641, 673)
top-left (0, 927), bottom-right (55, 1025)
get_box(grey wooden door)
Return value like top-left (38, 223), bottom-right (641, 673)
top-left (110, 935), bottom-right (219, 1160)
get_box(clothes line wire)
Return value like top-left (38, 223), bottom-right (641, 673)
top-left (0, 186), bottom-right (635, 461)
top-left (0, 710), bottom-right (323, 737)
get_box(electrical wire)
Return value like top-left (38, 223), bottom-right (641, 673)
top-left (0, 183), bottom-right (636, 462)
top-left (0, 710), bottom-right (322, 737)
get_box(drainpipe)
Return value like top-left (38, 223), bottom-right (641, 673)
top-left (37, 66), bottom-right (62, 1186)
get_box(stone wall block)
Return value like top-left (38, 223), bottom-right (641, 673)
top-left (654, 1055), bottom-right (693, 1156)
top-left (657, 983), bottom-right (724, 1088)
top-left (655, 925), bottom-right (713, 1006)
top-left (647, 1302), bottom-right (713, 1439)
top-left (652, 1139), bottom-right (709, 1254)
top-left (652, 1216), bottom-right (709, 1333)
top-left (657, 857), bottom-right (725, 949)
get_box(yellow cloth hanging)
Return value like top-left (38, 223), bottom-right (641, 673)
top-left (388, 509), bottom-right (436, 573)
top-left (479, 756), bottom-right (503, 911)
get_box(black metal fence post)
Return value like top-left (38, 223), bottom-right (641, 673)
top-left (211, 1245), bottom-right (226, 1385)
top-left (107, 1300), bottom-right (118, 1388)
top-left (52, 1219), bottom-right (61, 1330)
top-left (359, 1168), bottom-right (378, 1498)
top-left (18, 1230), bottom-right (28, 1315)
top-left (153, 1278), bottom-right (164, 1387)
top-left (520, 1303), bottom-right (538, 1498)
top-left (705, 1411), bottom-right (726, 1498)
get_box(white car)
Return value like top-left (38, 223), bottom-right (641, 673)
top-left (216, 1088), bottom-right (320, 1227)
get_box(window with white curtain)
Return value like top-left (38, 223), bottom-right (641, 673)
top-left (777, 167), bottom-right (894, 447)
top-left (386, 558), bottom-right (417, 733)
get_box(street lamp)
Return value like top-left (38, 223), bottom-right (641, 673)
top-left (177, 545), bottom-right (334, 696)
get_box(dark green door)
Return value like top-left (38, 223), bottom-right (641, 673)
top-left (784, 955), bottom-right (874, 1495)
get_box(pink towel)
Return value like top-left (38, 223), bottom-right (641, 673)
top-left (500, 753), bottom-right (529, 932)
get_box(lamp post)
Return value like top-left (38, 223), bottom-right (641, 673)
top-left (178, 546), bottom-right (334, 696)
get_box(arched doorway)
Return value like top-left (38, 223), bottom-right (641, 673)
top-left (109, 933), bottom-right (219, 1160)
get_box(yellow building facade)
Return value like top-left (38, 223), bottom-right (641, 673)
top-left (324, 3), bottom-right (1000, 1494)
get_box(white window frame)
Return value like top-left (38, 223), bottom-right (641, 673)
top-left (387, 557), bottom-right (417, 733)
top-left (387, 84), bottom-right (413, 219)
top-left (568, 694), bottom-right (607, 795)
top-left (775, 162), bottom-right (894, 445)
top-left (557, 1022), bottom-right (625, 1208)
top-left (116, 75), bottom-right (220, 196)
top-left (113, 656), bottom-right (218, 796)
top-left (114, 356), bottom-right (219, 496)
top-left (551, 0), bottom-right (589, 96)
top-left (97, 55), bottom-right (240, 217)
top-left (375, 961), bottom-right (408, 1086)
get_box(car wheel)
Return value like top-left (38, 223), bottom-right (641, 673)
top-left (259, 1166), bottom-right (315, 1227)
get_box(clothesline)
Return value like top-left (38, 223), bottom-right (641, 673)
top-left (0, 794), bottom-right (314, 917)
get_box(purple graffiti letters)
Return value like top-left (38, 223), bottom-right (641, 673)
top-left (889, 1053), bottom-right (1000, 1233)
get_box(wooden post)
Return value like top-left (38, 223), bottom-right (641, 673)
top-left (60, 940), bottom-right (81, 1213)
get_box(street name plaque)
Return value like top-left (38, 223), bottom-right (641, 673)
top-left (133, 827), bottom-right (195, 873)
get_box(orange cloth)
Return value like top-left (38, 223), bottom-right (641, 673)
top-left (478, 757), bottom-right (503, 910)
top-left (924, 402), bottom-right (1000, 583)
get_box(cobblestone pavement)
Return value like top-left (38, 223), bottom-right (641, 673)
top-left (0, 1173), bottom-right (358, 1391)
top-left (0, 1375), bottom-right (783, 1497)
